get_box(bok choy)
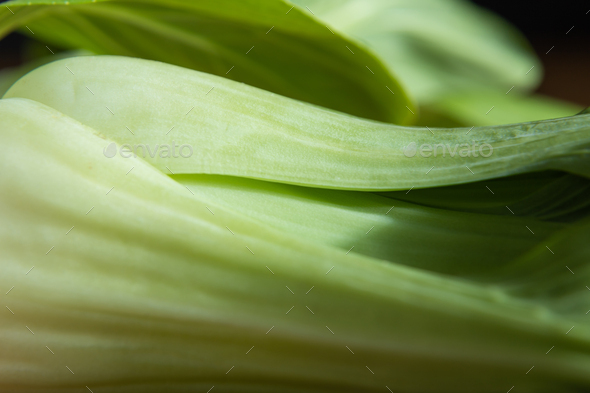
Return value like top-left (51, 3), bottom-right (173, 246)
top-left (1, 97), bottom-right (590, 392)
top-left (1, 0), bottom-right (589, 392)
top-left (5, 56), bottom-right (590, 190)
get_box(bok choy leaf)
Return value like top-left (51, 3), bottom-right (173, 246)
top-left (173, 174), bottom-right (565, 278)
top-left (2, 0), bottom-right (589, 391)
top-left (0, 0), bottom-right (412, 123)
top-left (2, 97), bottom-right (590, 392)
top-left (381, 171), bottom-right (590, 221)
top-left (5, 55), bottom-right (590, 190)
top-left (288, 0), bottom-right (541, 103)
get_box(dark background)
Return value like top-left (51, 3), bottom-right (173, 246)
top-left (1, 0), bottom-right (588, 106)
top-left (473, 0), bottom-right (589, 106)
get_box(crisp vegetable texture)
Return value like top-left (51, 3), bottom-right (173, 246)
top-left (5, 56), bottom-right (590, 190)
top-left (1, 0), bottom-right (589, 392)
top-left (2, 97), bottom-right (590, 393)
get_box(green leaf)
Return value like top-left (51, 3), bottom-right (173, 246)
top-left (2, 97), bottom-right (590, 392)
top-left (420, 89), bottom-right (582, 127)
top-left (289, 0), bottom-right (541, 103)
top-left (173, 174), bottom-right (565, 278)
top-left (6, 55), bottom-right (590, 191)
top-left (0, 50), bottom-right (89, 96)
top-left (380, 171), bottom-right (590, 222)
top-left (481, 217), bottom-right (590, 316)
top-left (0, 0), bottom-right (412, 123)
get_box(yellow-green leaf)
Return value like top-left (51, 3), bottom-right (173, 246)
top-left (2, 97), bottom-right (589, 392)
top-left (6, 55), bottom-right (590, 190)
top-left (0, 0), bottom-right (412, 123)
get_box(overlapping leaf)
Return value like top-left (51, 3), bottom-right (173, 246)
top-left (1, 0), bottom-right (589, 390)
top-left (420, 89), bottom-right (582, 127)
top-left (2, 97), bottom-right (589, 392)
top-left (382, 171), bottom-right (590, 221)
top-left (174, 174), bottom-right (564, 277)
top-left (289, 0), bottom-right (541, 103)
top-left (6, 56), bottom-right (590, 191)
top-left (0, 0), bottom-right (412, 123)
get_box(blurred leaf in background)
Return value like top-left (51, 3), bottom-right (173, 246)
top-left (419, 88), bottom-right (583, 126)
top-left (290, 0), bottom-right (582, 125)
